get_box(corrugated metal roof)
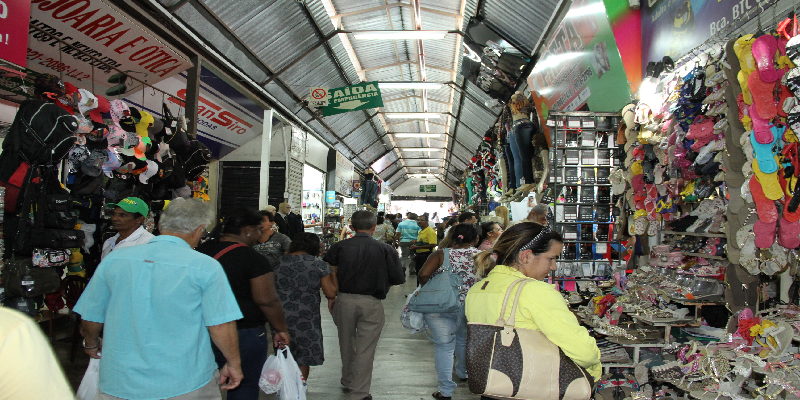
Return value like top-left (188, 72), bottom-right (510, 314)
top-left (482, 0), bottom-right (564, 56)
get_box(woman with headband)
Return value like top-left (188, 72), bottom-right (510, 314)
top-left (466, 223), bottom-right (601, 392)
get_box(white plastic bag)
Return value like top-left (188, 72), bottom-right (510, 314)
top-left (276, 348), bottom-right (306, 400)
top-left (401, 285), bottom-right (427, 334)
top-left (259, 351), bottom-right (285, 394)
top-left (76, 357), bottom-right (100, 400)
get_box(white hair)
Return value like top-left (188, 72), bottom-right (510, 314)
top-left (158, 198), bottom-right (215, 234)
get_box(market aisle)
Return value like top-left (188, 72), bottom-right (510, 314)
top-left (55, 269), bottom-right (481, 400)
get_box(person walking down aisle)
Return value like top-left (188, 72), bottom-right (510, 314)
top-left (372, 215), bottom-right (396, 244)
top-left (396, 212), bottom-right (421, 274)
top-left (273, 232), bottom-right (338, 381)
top-left (418, 224), bottom-right (481, 400)
top-left (74, 198), bottom-right (245, 400)
top-left (101, 197), bottom-right (154, 260)
top-left (466, 223), bottom-right (602, 391)
top-left (323, 211), bottom-right (405, 400)
top-left (0, 307), bottom-right (73, 399)
top-left (254, 211), bottom-right (292, 267)
top-left (197, 206), bottom-right (291, 400)
top-left (477, 221), bottom-right (504, 251)
top-left (411, 215), bottom-right (438, 277)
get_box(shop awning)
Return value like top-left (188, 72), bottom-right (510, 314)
top-left (153, 0), bottom-right (566, 188)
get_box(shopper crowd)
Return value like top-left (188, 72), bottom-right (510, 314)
top-left (2, 200), bottom-right (600, 400)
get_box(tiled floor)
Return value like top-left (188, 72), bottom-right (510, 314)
top-left (54, 268), bottom-right (482, 399)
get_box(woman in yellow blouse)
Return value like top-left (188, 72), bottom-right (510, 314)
top-left (466, 223), bottom-right (602, 386)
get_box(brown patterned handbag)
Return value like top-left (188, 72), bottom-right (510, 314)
top-left (466, 278), bottom-right (594, 400)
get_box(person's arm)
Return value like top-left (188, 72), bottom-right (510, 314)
top-left (250, 273), bottom-right (290, 348)
top-left (418, 250), bottom-right (444, 285)
top-left (321, 270), bottom-right (338, 314)
top-left (523, 285), bottom-right (602, 380)
top-left (282, 236), bottom-right (292, 255)
top-left (339, 227), bottom-right (347, 241)
top-left (386, 247), bottom-right (406, 285)
top-left (207, 321), bottom-right (243, 390)
top-left (81, 320), bottom-right (103, 359)
top-left (394, 232), bottom-right (402, 241)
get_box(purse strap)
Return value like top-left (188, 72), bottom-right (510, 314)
top-left (440, 248), bottom-right (453, 273)
top-left (213, 243), bottom-right (246, 260)
top-left (495, 278), bottom-right (534, 327)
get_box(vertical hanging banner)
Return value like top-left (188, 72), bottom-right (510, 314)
top-left (527, 0), bottom-right (631, 115)
top-left (334, 151), bottom-right (354, 196)
top-left (641, 0), bottom-right (778, 70)
top-left (0, 0), bottom-right (32, 67)
top-left (321, 81), bottom-right (383, 117)
top-left (22, 0), bottom-right (191, 97)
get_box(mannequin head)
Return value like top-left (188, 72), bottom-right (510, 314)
top-left (279, 202), bottom-right (292, 214)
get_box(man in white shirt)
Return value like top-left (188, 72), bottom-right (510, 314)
top-left (101, 197), bottom-right (154, 259)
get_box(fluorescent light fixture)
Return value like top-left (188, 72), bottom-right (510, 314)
top-left (401, 148), bottom-right (443, 152)
top-left (378, 82), bottom-right (445, 90)
top-left (408, 173), bottom-right (438, 178)
top-left (392, 133), bottom-right (442, 138)
top-left (353, 30), bottom-right (449, 40)
top-left (384, 113), bottom-right (444, 119)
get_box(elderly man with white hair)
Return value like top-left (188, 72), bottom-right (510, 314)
top-left (510, 204), bottom-right (550, 227)
top-left (75, 198), bottom-right (244, 400)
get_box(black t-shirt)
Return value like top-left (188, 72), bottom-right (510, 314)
top-left (196, 241), bottom-right (273, 329)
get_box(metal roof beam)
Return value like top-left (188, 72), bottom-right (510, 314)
top-left (329, 4), bottom-right (462, 20)
top-left (385, 120), bottom-right (446, 127)
top-left (361, 61), bottom-right (455, 73)
top-left (382, 95), bottom-right (450, 105)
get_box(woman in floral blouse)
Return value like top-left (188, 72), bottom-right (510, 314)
top-left (418, 223), bottom-right (480, 400)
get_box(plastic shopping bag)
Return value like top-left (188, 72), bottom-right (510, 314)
top-left (259, 351), bottom-right (285, 394)
top-left (76, 357), bottom-right (100, 400)
top-left (400, 285), bottom-right (427, 334)
top-left (276, 347), bottom-right (307, 400)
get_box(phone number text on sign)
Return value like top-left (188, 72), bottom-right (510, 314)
top-left (27, 48), bottom-right (90, 81)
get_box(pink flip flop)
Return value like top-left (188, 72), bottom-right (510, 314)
top-left (752, 34), bottom-right (782, 82)
top-left (750, 175), bottom-right (779, 223)
top-left (777, 217), bottom-right (800, 248)
top-left (748, 71), bottom-right (779, 120)
top-left (754, 219), bottom-right (777, 248)
top-left (750, 103), bottom-right (775, 144)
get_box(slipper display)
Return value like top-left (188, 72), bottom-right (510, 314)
top-left (752, 155), bottom-right (784, 200)
top-left (747, 71), bottom-right (778, 119)
top-left (749, 173), bottom-right (779, 222)
top-left (751, 34), bottom-right (782, 82)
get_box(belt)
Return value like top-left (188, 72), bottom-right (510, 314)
top-left (512, 118), bottom-right (531, 129)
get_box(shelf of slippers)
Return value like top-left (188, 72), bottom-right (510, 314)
top-left (679, 251), bottom-right (726, 260)
top-left (662, 230), bottom-right (726, 238)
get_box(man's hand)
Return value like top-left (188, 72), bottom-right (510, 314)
top-left (84, 338), bottom-right (102, 359)
top-left (219, 363), bottom-right (243, 390)
top-left (409, 245), bottom-right (418, 250)
top-left (273, 331), bottom-right (290, 349)
top-left (328, 298), bottom-right (336, 315)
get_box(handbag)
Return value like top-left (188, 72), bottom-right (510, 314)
top-left (466, 278), bottom-right (594, 400)
top-left (407, 248), bottom-right (462, 314)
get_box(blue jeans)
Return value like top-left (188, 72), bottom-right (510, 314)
top-left (508, 120), bottom-right (535, 187)
top-left (423, 308), bottom-right (467, 397)
top-left (502, 144), bottom-right (517, 190)
top-left (212, 326), bottom-right (268, 400)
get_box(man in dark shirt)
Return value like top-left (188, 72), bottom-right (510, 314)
top-left (323, 210), bottom-right (405, 400)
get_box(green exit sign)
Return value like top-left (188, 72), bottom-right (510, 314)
top-left (420, 185), bottom-right (437, 193)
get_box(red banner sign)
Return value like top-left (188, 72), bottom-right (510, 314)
top-left (0, 0), bottom-right (32, 67)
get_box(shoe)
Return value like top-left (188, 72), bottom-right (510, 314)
top-left (459, 377), bottom-right (469, 382)
top-left (432, 392), bottom-right (452, 400)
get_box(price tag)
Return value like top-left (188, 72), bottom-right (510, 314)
top-left (21, 280), bottom-right (34, 285)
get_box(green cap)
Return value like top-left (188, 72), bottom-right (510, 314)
top-left (107, 197), bottom-right (149, 217)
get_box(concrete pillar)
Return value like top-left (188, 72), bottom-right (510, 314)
top-left (259, 109), bottom-right (274, 210)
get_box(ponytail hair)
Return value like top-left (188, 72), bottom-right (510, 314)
top-left (475, 222), bottom-right (562, 274)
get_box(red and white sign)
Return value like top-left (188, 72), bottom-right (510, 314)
top-left (0, 0), bottom-right (32, 67)
top-left (26, 0), bottom-right (191, 97)
top-left (309, 87), bottom-right (328, 107)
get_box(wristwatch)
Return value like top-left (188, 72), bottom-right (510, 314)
top-left (83, 338), bottom-right (100, 349)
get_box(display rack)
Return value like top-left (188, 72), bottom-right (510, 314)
top-left (301, 189), bottom-right (324, 228)
top-left (547, 111), bottom-right (624, 276)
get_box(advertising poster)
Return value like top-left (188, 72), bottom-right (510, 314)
top-left (334, 151), bottom-right (354, 196)
top-left (604, 0), bottom-right (642, 94)
top-left (123, 66), bottom-right (264, 159)
top-left (527, 0), bottom-right (632, 116)
top-left (641, 0), bottom-right (778, 70)
top-left (0, 0), bottom-right (32, 67)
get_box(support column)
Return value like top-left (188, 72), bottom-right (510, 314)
top-left (184, 55), bottom-right (202, 137)
top-left (259, 109), bottom-right (274, 210)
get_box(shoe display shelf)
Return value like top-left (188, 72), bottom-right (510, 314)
top-left (547, 112), bottom-right (625, 277)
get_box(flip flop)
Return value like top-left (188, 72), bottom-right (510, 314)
top-left (778, 218), bottom-right (800, 249)
top-left (753, 156), bottom-right (784, 200)
top-left (748, 72), bottom-right (778, 120)
top-left (750, 103), bottom-right (775, 144)
top-left (750, 174), bottom-right (778, 222)
top-left (777, 85), bottom-right (793, 117)
top-left (754, 220), bottom-right (777, 248)
top-left (752, 34), bottom-right (782, 82)
top-left (787, 35), bottom-right (800, 66)
top-left (749, 130), bottom-right (778, 173)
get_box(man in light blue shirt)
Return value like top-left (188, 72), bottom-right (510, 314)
top-left (75, 198), bottom-right (244, 400)
top-left (395, 212), bottom-right (421, 274)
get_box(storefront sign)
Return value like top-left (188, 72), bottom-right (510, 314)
top-left (325, 191), bottom-right (336, 203)
top-left (527, 0), bottom-right (631, 114)
top-left (352, 180), bottom-right (361, 191)
top-left (0, 0), bottom-right (31, 67)
top-left (641, 0), bottom-right (778, 70)
top-left (25, 0), bottom-right (191, 97)
top-left (420, 185), bottom-right (437, 193)
top-left (309, 87), bottom-right (328, 107)
top-left (123, 66), bottom-right (264, 158)
top-left (321, 81), bottom-right (383, 117)
top-left (333, 151), bottom-right (354, 196)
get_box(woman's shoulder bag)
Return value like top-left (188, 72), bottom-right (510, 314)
top-left (407, 248), bottom-right (462, 314)
top-left (466, 278), bottom-right (594, 400)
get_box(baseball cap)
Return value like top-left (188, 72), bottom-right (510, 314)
top-left (135, 111), bottom-right (154, 138)
top-left (107, 197), bottom-right (149, 217)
